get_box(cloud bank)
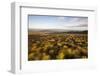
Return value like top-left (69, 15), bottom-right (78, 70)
top-left (29, 16), bottom-right (88, 31)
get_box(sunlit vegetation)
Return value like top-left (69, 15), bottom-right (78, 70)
top-left (28, 31), bottom-right (88, 61)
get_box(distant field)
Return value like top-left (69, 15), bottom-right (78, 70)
top-left (28, 30), bottom-right (88, 61)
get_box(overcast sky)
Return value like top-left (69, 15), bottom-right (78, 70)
top-left (28, 15), bottom-right (88, 30)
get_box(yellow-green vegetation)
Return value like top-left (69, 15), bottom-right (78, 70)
top-left (28, 32), bottom-right (88, 61)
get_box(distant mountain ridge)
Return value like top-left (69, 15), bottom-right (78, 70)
top-left (29, 28), bottom-right (88, 32)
